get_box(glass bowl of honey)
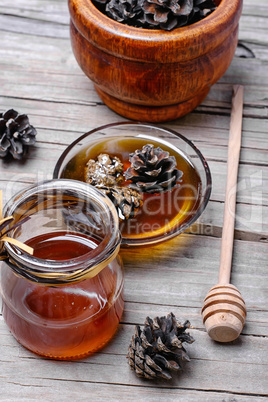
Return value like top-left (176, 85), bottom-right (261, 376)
top-left (53, 122), bottom-right (212, 246)
top-left (1, 180), bottom-right (124, 360)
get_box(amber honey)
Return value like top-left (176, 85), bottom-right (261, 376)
top-left (61, 136), bottom-right (202, 240)
top-left (1, 231), bottom-right (124, 360)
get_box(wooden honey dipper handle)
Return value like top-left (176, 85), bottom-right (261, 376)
top-left (219, 85), bottom-right (244, 285)
top-left (202, 85), bottom-right (246, 342)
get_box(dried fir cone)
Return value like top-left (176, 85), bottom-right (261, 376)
top-left (190, 0), bottom-right (217, 24)
top-left (140, 0), bottom-right (194, 31)
top-left (125, 144), bottom-right (183, 193)
top-left (99, 185), bottom-right (143, 220)
top-left (105, 0), bottom-right (143, 25)
top-left (99, 0), bottom-right (217, 31)
top-left (127, 312), bottom-right (194, 380)
top-left (103, 0), bottom-right (193, 30)
top-left (85, 153), bottom-right (124, 187)
top-left (0, 109), bottom-right (37, 160)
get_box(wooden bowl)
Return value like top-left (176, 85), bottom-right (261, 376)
top-left (68, 0), bottom-right (243, 122)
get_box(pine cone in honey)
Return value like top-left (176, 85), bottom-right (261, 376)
top-left (125, 144), bottom-right (183, 193)
top-left (85, 153), bottom-right (124, 187)
top-left (0, 109), bottom-right (37, 159)
top-left (100, 185), bottom-right (143, 220)
top-left (127, 312), bottom-right (194, 380)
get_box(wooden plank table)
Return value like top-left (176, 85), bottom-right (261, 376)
top-left (0, 0), bottom-right (267, 400)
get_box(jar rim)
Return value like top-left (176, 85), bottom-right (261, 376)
top-left (3, 179), bottom-right (121, 285)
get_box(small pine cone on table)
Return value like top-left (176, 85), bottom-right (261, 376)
top-left (125, 144), bottom-right (183, 194)
top-left (127, 312), bottom-right (194, 380)
top-left (0, 109), bottom-right (37, 160)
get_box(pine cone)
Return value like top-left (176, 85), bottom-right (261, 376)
top-left (105, 0), bottom-right (142, 24)
top-left (125, 144), bottom-right (183, 193)
top-left (140, 0), bottom-right (194, 31)
top-left (0, 109), bottom-right (37, 159)
top-left (85, 153), bottom-right (124, 187)
top-left (127, 312), bottom-right (194, 380)
top-left (190, 0), bottom-right (217, 24)
top-left (95, 0), bottom-right (216, 30)
top-left (100, 185), bottom-right (143, 220)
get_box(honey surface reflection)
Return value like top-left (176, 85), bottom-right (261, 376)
top-left (61, 136), bottom-right (202, 240)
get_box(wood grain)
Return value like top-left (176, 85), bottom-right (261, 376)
top-left (218, 85), bottom-right (244, 284)
top-left (201, 86), bottom-right (247, 342)
top-left (69, 0), bottom-right (243, 121)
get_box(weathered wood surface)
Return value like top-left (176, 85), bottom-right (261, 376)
top-left (0, 0), bottom-right (267, 400)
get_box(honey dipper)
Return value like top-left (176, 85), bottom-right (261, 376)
top-left (202, 85), bottom-right (246, 342)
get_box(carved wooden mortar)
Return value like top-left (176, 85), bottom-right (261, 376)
top-left (68, 0), bottom-right (243, 122)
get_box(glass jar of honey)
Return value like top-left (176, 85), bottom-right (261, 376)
top-left (0, 180), bottom-right (124, 360)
